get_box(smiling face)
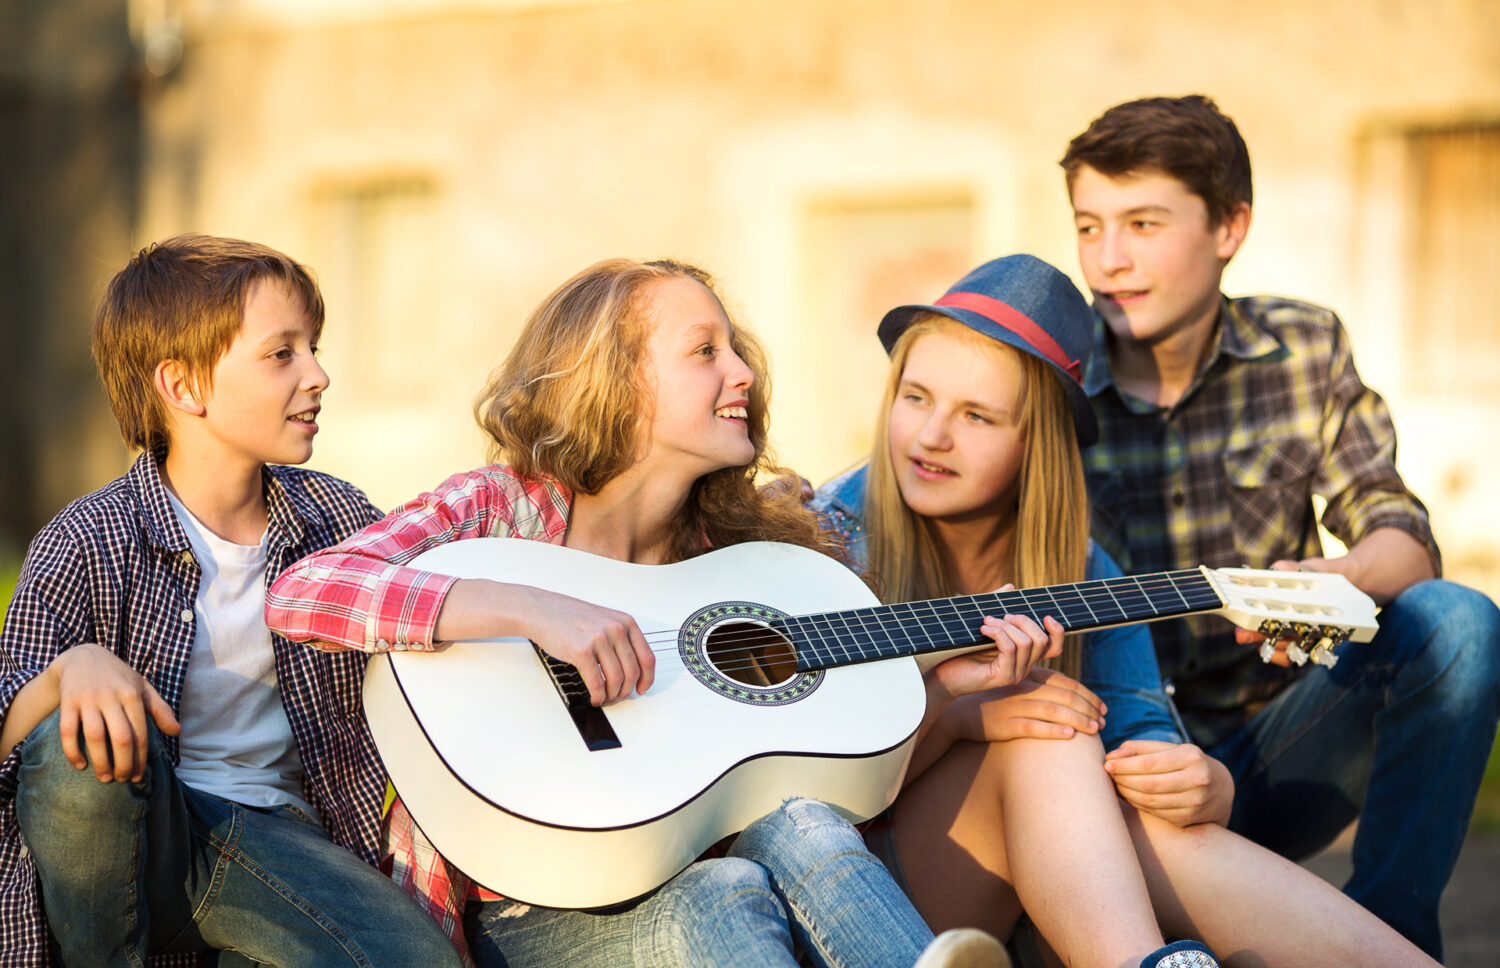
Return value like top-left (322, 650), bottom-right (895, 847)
top-left (639, 276), bottom-right (756, 482)
top-left (188, 279), bottom-right (328, 471)
top-left (887, 328), bottom-right (1028, 524)
top-left (1070, 165), bottom-right (1248, 352)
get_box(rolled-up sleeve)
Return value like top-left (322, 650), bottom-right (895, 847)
top-left (266, 466), bottom-right (571, 653)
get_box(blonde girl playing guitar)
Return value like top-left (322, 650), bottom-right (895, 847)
top-left (813, 255), bottom-right (1438, 968)
top-left (266, 259), bottom-right (1013, 968)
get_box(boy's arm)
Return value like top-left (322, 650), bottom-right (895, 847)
top-left (1, 525), bottom-right (90, 747)
top-left (1, 645), bottom-right (178, 779)
top-left (1312, 315), bottom-right (1441, 599)
top-left (1, 526), bottom-right (180, 778)
top-left (1273, 526), bottom-right (1435, 605)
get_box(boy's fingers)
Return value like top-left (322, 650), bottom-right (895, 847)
top-left (78, 708), bottom-right (113, 781)
top-left (125, 699), bottom-right (150, 781)
top-left (103, 705), bottom-right (139, 782)
top-left (146, 686), bottom-right (182, 736)
top-left (58, 704), bottom-right (86, 770)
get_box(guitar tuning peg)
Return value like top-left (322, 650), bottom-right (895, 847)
top-left (1259, 641), bottom-right (1278, 664)
top-left (1285, 641), bottom-right (1309, 666)
top-left (1308, 625), bottom-right (1351, 669)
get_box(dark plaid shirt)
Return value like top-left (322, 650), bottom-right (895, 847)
top-left (1082, 295), bottom-right (1439, 749)
top-left (0, 454), bottom-right (383, 967)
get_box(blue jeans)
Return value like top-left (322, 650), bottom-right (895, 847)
top-left (1208, 579), bottom-right (1500, 960)
top-left (466, 798), bottom-right (934, 968)
top-left (15, 710), bottom-right (459, 968)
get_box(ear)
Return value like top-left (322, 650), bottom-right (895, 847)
top-left (1215, 202), bottom-right (1253, 261)
top-left (155, 360), bottom-right (206, 417)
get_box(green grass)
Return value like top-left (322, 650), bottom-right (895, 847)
top-left (0, 555), bottom-right (17, 627)
top-left (1472, 727), bottom-right (1500, 835)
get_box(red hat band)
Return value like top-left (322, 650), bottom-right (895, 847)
top-left (934, 291), bottom-right (1083, 383)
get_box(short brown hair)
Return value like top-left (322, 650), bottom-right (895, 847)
top-left (92, 234), bottom-right (324, 453)
top-left (1061, 95), bottom-right (1253, 226)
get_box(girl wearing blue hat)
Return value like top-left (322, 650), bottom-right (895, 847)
top-left (814, 255), bottom-right (1435, 968)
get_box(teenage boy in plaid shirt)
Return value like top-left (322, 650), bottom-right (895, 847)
top-left (0, 236), bottom-right (458, 967)
top-left (1060, 94), bottom-right (1500, 961)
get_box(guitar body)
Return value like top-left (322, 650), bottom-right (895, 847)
top-left (363, 539), bottom-right (927, 910)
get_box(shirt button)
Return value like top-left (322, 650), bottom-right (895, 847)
top-left (377, 638), bottom-right (390, 649)
top-left (1171, 492), bottom-right (1185, 507)
top-left (179, 608), bottom-right (194, 623)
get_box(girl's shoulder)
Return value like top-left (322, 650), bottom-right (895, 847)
top-left (810, 464), bottom-right (869, 520)
top-left (810, 465), bottom-right (870, 559)
top-left (1084, 539), bottom-right (1126, 581)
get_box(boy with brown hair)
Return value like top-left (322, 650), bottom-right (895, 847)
top-left (1061, 94), bottom-right (1500, 960)
top-left (0, 235), bottom-right (458, 967)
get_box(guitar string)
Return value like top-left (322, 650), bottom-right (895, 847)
top-left (619, 571), bottom-right (1221, 653)
top-left (521, 569), bottom-right (1338, 689)
top-left (529, 575), bottom-right (1232, 683)
top-left (573, 576), bottom-right (1223, 659)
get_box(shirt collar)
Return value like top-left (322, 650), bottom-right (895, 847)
top-left (128, 451), bottom-right (192, 553)
top-left (128, 452), bottom-right (311, 552)
top-left (1082, 294), bottom-right (1285, 401)
top-left (1218, 296), bottom-right (1285, 362)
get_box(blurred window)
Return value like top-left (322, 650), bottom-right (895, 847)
top-left (798, 193), bottom-right (975, 475)
top-left (1406, 124), bottom-right (1500, 395)
top-left (315, 178), bottom-right (440, 399)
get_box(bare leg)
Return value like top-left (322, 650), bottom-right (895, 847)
top-left (891, 733), bottom-right (1164, 968)
top-left (1124, 808), bottom-right (1438, 968)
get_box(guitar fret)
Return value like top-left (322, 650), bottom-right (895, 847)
top-left (791, 567), bottom-right (1241, 673)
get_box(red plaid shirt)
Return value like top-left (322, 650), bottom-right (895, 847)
top-left (266, 465), bottom-right (573, 964)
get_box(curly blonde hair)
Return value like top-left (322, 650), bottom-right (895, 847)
top-left (475, 258), bottom-right (843, 564)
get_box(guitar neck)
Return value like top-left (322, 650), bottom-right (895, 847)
top-left (784, 568), bottom-right (1223, 672)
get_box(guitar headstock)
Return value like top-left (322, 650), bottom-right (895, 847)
top-left (1201, 567), bottom-right (1379, 669)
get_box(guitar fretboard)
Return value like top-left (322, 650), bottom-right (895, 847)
top-left (778, 569), bottom-right (1221, 672)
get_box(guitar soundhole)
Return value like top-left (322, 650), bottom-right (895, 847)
top-left (704, 621), bottom-right (798, 687)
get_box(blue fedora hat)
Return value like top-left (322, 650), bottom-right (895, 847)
top-left (877, 254), bottom-right (1098, 447)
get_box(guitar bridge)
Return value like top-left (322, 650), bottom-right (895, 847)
top-left (534, 644), bottom-right (622, 752)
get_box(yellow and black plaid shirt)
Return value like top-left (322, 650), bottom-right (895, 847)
top-left (1082, 295), bottom-right (1440, 748)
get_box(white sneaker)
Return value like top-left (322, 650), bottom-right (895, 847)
top-left (913, 928), bottom-right (1012, 968)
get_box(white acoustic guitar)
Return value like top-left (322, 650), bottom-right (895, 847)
top-left (363, 539), bottom-right (1377, 910)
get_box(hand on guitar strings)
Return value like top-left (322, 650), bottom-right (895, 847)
top-left (929, 586), bottom-right (1065, 700)
top-left (516, 586), bottom-right (657, 705)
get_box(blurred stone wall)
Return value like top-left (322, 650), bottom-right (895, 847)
top-left (12, 0), bottom-right (1500, 596)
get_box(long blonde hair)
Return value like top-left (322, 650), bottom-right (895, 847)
top-left (475, 258), bottom-right (843, 564)
top-left (864, 314), bottom-right (1089, 676)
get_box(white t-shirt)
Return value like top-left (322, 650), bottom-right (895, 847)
top-left (166, 492), bottom-right (315, 817)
